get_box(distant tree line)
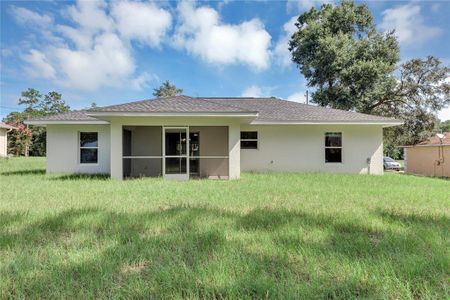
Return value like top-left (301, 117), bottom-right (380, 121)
top-left (2, 81), bottom-right (183, 157)
top-left (3, 88), bottom-right (70, 156)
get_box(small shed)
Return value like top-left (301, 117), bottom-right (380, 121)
top-left (0, 122), bottom-right (16, 157)
top-left (403, 133), bottom-right (450, 177)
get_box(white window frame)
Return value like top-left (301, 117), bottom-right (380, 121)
top-left (240, 131), bottom-right (258, 150)
top-left (79, 132), bottom-right (99, 165)
top-left (325, 132), bottom-right (343, 163)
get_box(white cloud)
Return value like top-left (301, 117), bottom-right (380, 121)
top-left (241, 85), bottom-right (264, 97)
top-left (438, 107), bottom-right (450, 121)
top-left (173, 1), bottom-right (271, 70)
top-left (380, 3), bottom-right (443, 46)
top-left (10, 6), bottom-right (52, 28)
top-left (287, 91), bottom-right (307, 103)
top-left (111, 1), bottom-right (172, 47)
top-left (241, 85), bottom-right (275, 97)
top-left (23, 49), bottom-right (56, 79)
top-left (66, 0), bottom-right (113, 33)
top-left (130, 72), bottom-right (156, 90)
top-left (13, 0), bottom-right (172, 91)
top-left (286, 0), bottom-right (331, 12)
top-left (52, 33), bottom-right (136, 90)
top-left (274, 16), bottom-right (297, 67)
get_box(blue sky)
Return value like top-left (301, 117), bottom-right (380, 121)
top-left (1, 0), bottom-right (449, 120)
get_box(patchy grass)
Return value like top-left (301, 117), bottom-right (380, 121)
top-left (0, 157), bottom-right (449, 299)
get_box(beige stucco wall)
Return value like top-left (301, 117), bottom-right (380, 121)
top-left (45, 121), bottom-right (385, 177)
top-left (240, 124), bottom-right (384, 175)
top-left (46, 124), bottom-right (111, 174)
top-left (0, 128), bottom-right (7, 157)
top-left (405, 146), bottom-right (449, 177)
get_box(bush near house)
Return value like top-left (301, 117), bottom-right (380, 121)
top-left (0, 158), bottom-right (449, 299)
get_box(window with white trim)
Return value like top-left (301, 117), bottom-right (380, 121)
top-left (80, 132), bottom-right (98, 164)
top-left (325, 132), bottom-right (342, 163)
top-left (241, 131), bottom-right (258, 149)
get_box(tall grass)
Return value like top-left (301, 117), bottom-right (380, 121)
top-left (0, 157), bottom-right (449, 298)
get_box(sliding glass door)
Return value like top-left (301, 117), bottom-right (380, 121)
top-left (163, 127), bottom-right (189, 180)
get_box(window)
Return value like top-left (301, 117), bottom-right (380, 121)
top-left (80, 132), bottom-right (98, 164)
top-left (325, 132), bottom-right (342, 163)
top-left (241, 131), bottom-right (258, 149)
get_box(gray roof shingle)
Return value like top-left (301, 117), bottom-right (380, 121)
top-left (27, 110), bottom-right (101, 122)
top-left (90, 95), bottom-right (254, 113)
top-left (27, 96), bottom-right (401, 123)
top-left (204, 97), bottom-right (398, 122)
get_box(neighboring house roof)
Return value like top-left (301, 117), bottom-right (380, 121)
top-left (403, 132), bottom-right (450, 147)
top-left (0, 122), bottom-right (16, 130)
top-left (25, 95), bottom-right (402, 126)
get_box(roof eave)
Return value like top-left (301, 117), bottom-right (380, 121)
top-left (250, 120), bottom-right (403, 127)
top-left (25, 120), bottom-right (110, 125)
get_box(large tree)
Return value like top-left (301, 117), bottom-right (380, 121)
top-left (153, 80), bottom-right (183, 97)
top-left (3, 88), bottom-right (70, 156)
top-left (289, 1), bottom-right (449, 157)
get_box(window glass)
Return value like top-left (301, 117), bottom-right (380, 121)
top-left (241, 140), bottom-right (258, 149)
top-left (80, 132), bottom-right (98, 164)
top-left (325, 132), bottom-right (342, 147)
top-left (241, 131), bottom-right (258, 140)
top-left (80, 148), bottom-right (98, 164)
top-left (80, 132), bottom-right (98, 147)
top-left (325, 148), bottom-right (342, 163)
top-left (325, 132), bottom-right (342, 163)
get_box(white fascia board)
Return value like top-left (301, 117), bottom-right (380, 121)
top-left (250, 120), bottom-right (403, 127)
top-left (25, 120), bottom-right (110, 125)
top-left (86, 112), bottom-right (258, 118)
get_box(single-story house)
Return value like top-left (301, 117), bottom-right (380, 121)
top-left (0, 122), bottom-right (15, 157)
top-left (402, 133), bottom-right (449, 177)
top-left (26, 96), bottom-right (401, 180)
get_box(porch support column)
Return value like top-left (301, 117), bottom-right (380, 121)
top-left (110, 120), bottom-right (123, 180)
top-left (228, 121), bottom-right (240, 179)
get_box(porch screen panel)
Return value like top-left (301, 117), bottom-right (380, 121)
top-left (189, 126), bottom-right (229, 178)
top-left (123, 158), bottom-right (162, 178)
top-left (122, 126), bottom-right (162, 178)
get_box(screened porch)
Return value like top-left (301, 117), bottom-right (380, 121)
top-left (122, 126), bottom-right (229, 179)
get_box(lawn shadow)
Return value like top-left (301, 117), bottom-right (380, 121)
top-left (374, 209), bottom-right (450, 229)
top-left (0, 169), bottom-right (46, 176)
top-left (48, 173), bottom-right (110, 181)
top-left (1, 206), bottom-right (448, 298)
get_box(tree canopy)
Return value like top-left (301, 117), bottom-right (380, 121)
top-left (289, 1), bottom-right (449, 157)
top-left (153, 80), bottom-right (183, 97)
top-left (3, 88), bottom-right (70, 156)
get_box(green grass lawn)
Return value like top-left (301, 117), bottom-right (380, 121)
top-left (1, 157), bottom-right (449, 299)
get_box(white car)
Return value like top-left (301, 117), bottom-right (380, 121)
top-left (383, 156), bottom-right (401, 170)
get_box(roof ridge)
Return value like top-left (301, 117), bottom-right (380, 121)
top-left (196, 97), bottom-right (257, 112)
top-left (280, 99), bottom-right (399, 121)
top-left (89, 95), bottom-right (195, 111)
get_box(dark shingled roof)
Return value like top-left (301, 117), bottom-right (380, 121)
top-left (27, 96), bottom-right (401, 123)
top-left (90, 95), bottom-right (254, 113)
top-left (415, 132), bottom-right (450, 146)
top-left (204, 97), bottom-right (398, 122)
top-left (28, 110), bottom-right (101, 122)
